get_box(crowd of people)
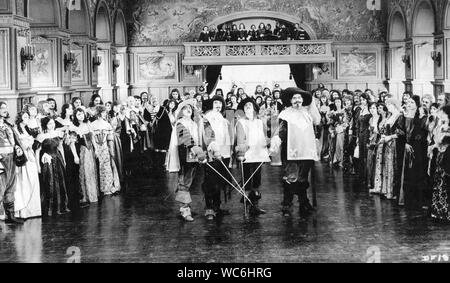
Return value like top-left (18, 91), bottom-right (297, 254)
top-left (1, 83), bottom-right (450, 224)
top-left (198, 22), bottom-right (310, 42)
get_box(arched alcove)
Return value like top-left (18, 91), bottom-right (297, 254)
top-left (389, 11), bottom-right (406, 41)
top-left (411, 0), bottom-right (436, 96)
top-left (114, 11), bottom-right (127, 46)
top-left (68, 0), bottom-right (91, 36)
top-left (412, 1), bottom-right (435, 36)
top-left (207, 11), bottom-right (317, 40)
top-left (95, 1), bottom-right (111, 42)
top-left (29, 0), bottom-right (60, 27)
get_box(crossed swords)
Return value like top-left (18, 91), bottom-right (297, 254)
top-left (205, 158), bottom-right (264, 217)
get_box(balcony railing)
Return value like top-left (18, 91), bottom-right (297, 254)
top-left (183, 40), bottom-right (335, 66)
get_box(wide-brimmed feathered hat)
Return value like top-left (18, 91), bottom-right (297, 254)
top-left (281, 87), bottom-right (313, 107)
top-left (203, 95), bottom-right (226, 113)
top-left (237, 97), bottom-right (260, 113)
top-left (174, 99), bottom-right (197, 120)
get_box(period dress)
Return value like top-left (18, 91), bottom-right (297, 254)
top-left (75, 123), bottom-right (98, 203)
top-left (14, 127), bottom-right (41, 219)
top-left (38, 133), bottom-right (69, 216)
top-left (372, 117), bottom-right (387, 194)
top-left (431, 141), bottom-right (450, 221)
top-left (91, 120), bottom-right (120, 195)
top-left (356, 111), bottom-right (372, 182)
top-left (398, 115), bottom-right (428, 209)
top-left (110, 115), bottom-right (124, 183)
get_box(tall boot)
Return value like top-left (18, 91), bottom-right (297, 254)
top-left (4, 202), bottom-right (24, 224)
top-left (297, 182), bottom-right (314, 215)
top-left (249, 191), bottom-right (266, 216)
top-left (281, 182), bottom-right (294, 217)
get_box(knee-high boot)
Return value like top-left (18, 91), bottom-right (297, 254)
top-left (4, 202), bottom-right (24, 224)
top-left (249, 191), bottom-right (266, 215)
top-left (297, 182), bottom-right (314, 215)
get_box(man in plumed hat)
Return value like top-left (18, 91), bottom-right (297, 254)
top-left (201, 95), bottom-right (233, 220)
top-left (270, 88), bottom-right (321, 218)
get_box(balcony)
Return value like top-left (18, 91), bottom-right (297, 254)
top-left (182, 40), bottom-right (335, 66)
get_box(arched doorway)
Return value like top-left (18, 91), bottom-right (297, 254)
top-left (387, 10), bottom-right (407, 99)
top-left (68, 0), bottom-right (91, 36)
top-left (411, 0), bottom-right (436, 96)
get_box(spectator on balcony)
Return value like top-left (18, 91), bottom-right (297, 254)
top-left (238, 23), bottom-right (248, 41)
top-left (198, 26), bottom-right (210, 42)
top-left (257, 23), bottom-right (266, 41)
top-left (292, 23), bottom-right (310, 40)
top-left (216, 25), bottom-right (227, 41)
top-left (265, 24), bottom-right (276, 40)
top-left (209, 26), bottom-right (217, 42)
top-left (230, 24), bottom-right (239, 41)
top-left (274, 22), bottom-right (282, 39)
top-left (279, 24), bottom-right (290, 40)
top-left (248, 24), bottom-right (258, 41)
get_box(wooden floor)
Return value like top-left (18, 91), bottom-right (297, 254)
top-left (1, 162), bottom-right (449, 263)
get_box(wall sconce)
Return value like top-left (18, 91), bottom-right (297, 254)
top-left (64, 52), bottom-right (75, 72)
top-left (112, 59), bottom-right (120, 73)
top-left (401, 54), bottom-right (411, 68)
top-left (194, 67), bottom-right (202, 79)
top-left (20, 45), bottom-right (35, 71)
top-left (92, 55), bottom-right (102, 72)
top-left (431, 51), bottom-right (442, 67)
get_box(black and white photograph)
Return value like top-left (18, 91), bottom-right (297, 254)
top-left (1, 0), bottom-right (450, 268)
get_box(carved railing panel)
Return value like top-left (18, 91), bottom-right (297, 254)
top-left (261, 45), bottom-right (290, 56)
top-left (226, 45), bottom-right (256, 56)
top-left (296, 44), bottom-right (327, 55)
top-left (191, 46), bottom-right (220, 57)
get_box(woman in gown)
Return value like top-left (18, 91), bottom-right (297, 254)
top-left (356, 93), bottom-right (372, 184)
top-left (36, 117), bottom-right (69, 216)
top-left (56, 104), bottom-right (80, 211)
top-left (319, 95), bottom-right (331, 161)
top-left (153, 100), bottom-right (175, 171)
top-left (91, 105), bottom-right (120, 196)
top-left (13, 111), bottom-right (41, 219)
top-left (431, 105), bottom-right (450, 221)
top-left (378, 98), bottom-right (402, 200)
top-left (73, 108), bottom-right (98, 205)
top-left (366, 103), bottom-right (380, 191)
top-left (23, 104), bottom-right (41, 151)
top-left (109, 102), bottom-right (124, 184)
top-left (329, 97), bottom-right (346, 167)
top-left (372, 103), bottom-right (388, 194)
top-left (398, 96), bottom-right (428, 209)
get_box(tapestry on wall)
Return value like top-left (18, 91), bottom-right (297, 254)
top-left (126, 0), bottom-right (386, 46)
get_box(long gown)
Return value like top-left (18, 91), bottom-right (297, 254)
top-left (110, 116), bottom-right (124, 183)
top-left (93, 126), bottom-right (120, 195)
top-left (77, 130), bottom-right (98, 203)
top-left (379, 116), bottom-right (401, 199)
top-left (39, 136), bottom-right (69, 216)
top-left (431, 144), bottom-right (450, 221)
top-left (357, 112), bottom-right (372, 183)
top-left (372, 118), bottom-right (387, 194)
top-left (398, 115), bottom-right (428, 209)
top-left (14, 127), bottom-right (41, 219)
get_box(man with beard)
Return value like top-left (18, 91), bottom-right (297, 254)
top-left (201, 95), bottom-right (232, 220)
top-left (270, 88), bottom-right (321, 218)
top-left (0, 101), bottom-right (26, 224)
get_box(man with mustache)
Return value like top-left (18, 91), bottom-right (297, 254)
top-left (0, 101), bottom-right (27, 224)
top-left (271, 88), bottom-right (321, 218)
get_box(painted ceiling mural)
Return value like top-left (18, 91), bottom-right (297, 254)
top-left (124, 0), bottom-right (387, 46)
